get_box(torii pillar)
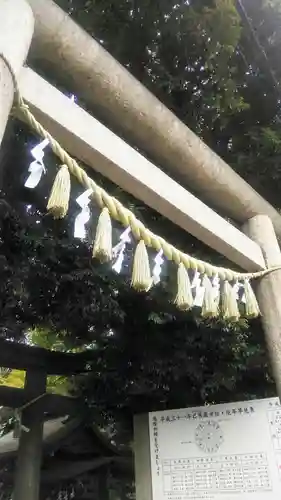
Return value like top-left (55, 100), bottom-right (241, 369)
top-left (0, 0), bottom-right (34, 146)
top-left (0, 1), bottom-right (38, 499)
top-left (243, 215), bottom-right (281, 400)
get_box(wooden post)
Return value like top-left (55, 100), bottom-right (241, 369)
top-left (13, 369), bottom-right (47, 500)
top-left (0, 0), bottom-right (34, 147)
top-left (243, 215), bottom-right (281, 399)
top-left (134, 414), bottom-right (152, 500)
top-left (97, 466), bottom-right (110, 500)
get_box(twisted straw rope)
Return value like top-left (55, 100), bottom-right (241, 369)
top-left (2, 54), bottom-right (280, 282)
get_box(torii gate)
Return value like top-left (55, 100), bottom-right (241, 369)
top-left (1, 1), bottom-right (281, 499)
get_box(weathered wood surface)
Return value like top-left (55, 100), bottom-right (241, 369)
top-left (134, 414), bottom-right (153, 500)
top-left (13, 369), bottom-right (47, 500)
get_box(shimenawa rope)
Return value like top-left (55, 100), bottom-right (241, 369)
top-left (1, 52), bottom-right (280, 321)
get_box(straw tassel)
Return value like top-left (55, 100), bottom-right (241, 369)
top-left (92, 207), bottom-right (112, 262)
top-left (201, 275), bottom-right (219, 318)
top-left (243, 279), bottom-right (260, 318)
top-left (47, 164), bottom-right (71, 219)
top-left (174, 263), bottom-right (193, 311)
top-left (221, 281), bottom-right (240, 321)
top-left (131, 240), bottom-right (152, 292)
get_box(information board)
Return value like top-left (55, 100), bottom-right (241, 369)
top-left (149, 397), bottom-right (281, 499)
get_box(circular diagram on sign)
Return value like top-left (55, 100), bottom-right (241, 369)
top-left (195, 420), bottom-right (224, 453)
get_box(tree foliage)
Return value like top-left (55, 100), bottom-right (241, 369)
top-left (55, 0), bottom-right (281, 205)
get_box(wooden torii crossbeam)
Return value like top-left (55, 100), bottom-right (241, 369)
top-left (0, 340), bottom-right (90, 417)
top-left (0, 2), bottom-right (281, 500)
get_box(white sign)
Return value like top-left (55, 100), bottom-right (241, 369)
top-left (149, 398), bottom-right (281, 500)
